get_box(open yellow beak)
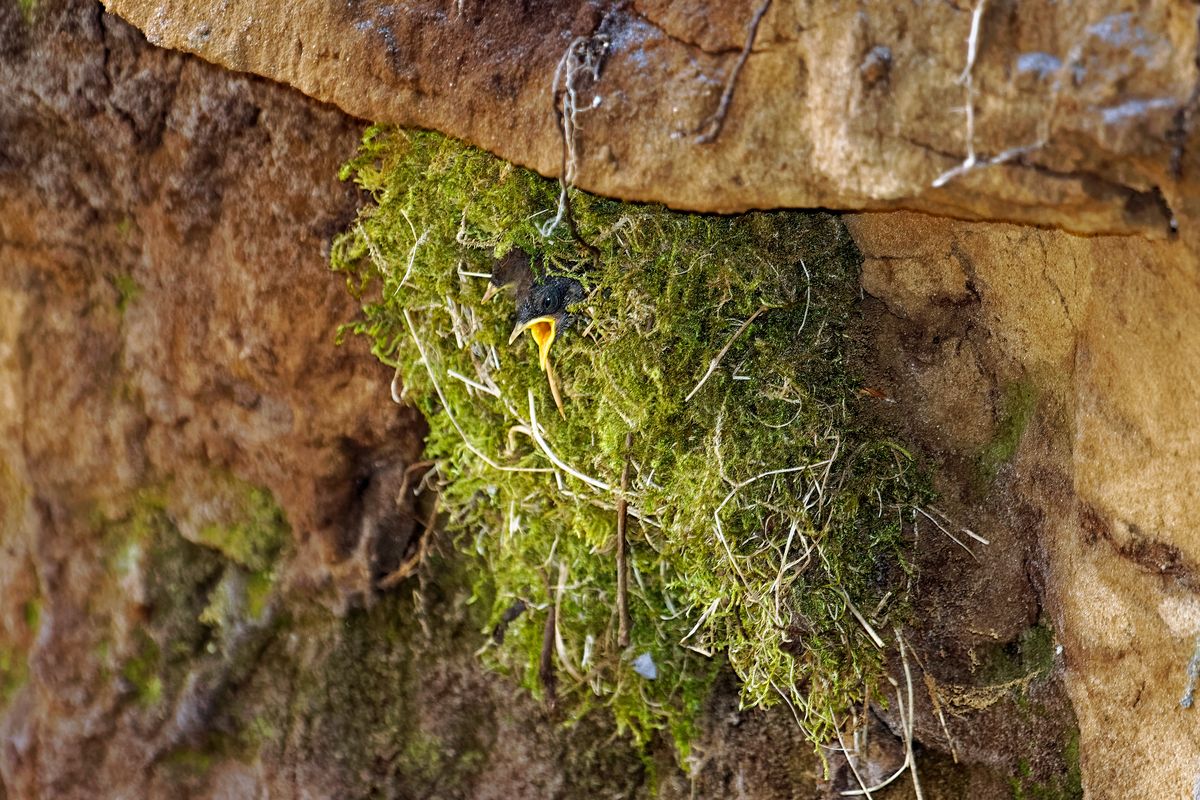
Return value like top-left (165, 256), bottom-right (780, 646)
top-left (509, 316), bottom-right (557, 371)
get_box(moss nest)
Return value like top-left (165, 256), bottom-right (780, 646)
top-left (332, 127), bottom-right (929, 754)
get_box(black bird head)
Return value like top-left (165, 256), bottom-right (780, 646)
top-left (481, 251), bottom-right (532, 304)
top-left (508, 273), bottom-right (585, 371)
top-left (482, 250), bottom-right (585, 371)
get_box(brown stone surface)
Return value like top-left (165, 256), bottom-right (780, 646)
top-left (849, 210), bottom-right (1200, 800)
top-left (4, 0), bottom-right (1200, 797)
top-left (99, 0), bottom-right (1197, 236)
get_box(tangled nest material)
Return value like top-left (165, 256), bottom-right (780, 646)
top-left (332, 127), bottom-right (929, 754)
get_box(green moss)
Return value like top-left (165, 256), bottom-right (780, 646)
top-left (21, 599), bottom-right (39, 631)
top-left (162, 746), bottom-right (218, 776)
top-left (111, 273), bottom-right (141, 314)
top-left (977, 382), bottom-right (1037, 486)
top-left (199, 567), bottom-right (274, 631)
top-left (122, 630), bottom-right (165, 706)
top-left (188, 477), bottom-right (289, 574)
top-left (332, 127), bottom-right (930, 754)
top-left (0, 646), bottom-right (29, 704)
top-left (102, 489), bottom-right (223, 706)
top-left (979, 622), bottom-right (1056, 688)
top-left (17, 0), bottom-right (34, 23)
top-left (1011, 731), bottom-right (1083, 800)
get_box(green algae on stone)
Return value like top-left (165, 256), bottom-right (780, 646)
top-left (332, 127), bottom-right (929, 751)
top-left (111, 272), bottom-right (141, 314)
top-left (1011, 730), bottom-right (1083, 800)
top-left (169, 472), bottom-right (290, 574)
top-left (977, 381), bottom-right (1037, 488)
top-left (98, 478), bottom-right (289, 712)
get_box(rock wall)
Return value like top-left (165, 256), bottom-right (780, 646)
top-left (101, 0), bottom-right (1197, 236)
top-left (3, 0), bottom-right (1199, 798)
top-left (850, 212), bottom-right (1200, 800)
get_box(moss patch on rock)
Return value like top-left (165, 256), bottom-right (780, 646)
top-left (332, 127), bottom-right (930, 753)
top-left (976, 381), bottom-right (1037, 488)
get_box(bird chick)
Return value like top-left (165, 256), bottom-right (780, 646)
top-left (484, 251), bottom-right (584, 372)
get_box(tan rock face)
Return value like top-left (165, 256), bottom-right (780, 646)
top-left (100, 0), bottom-right (1197, 235)
top-left (849, 211), bottom-right (1200, 800)
top-left (5, 0), bottom-right (1200, 797)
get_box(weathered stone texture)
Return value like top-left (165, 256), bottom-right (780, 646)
top-left (102, 0), bottom-right (1198, 235)
top-left (849, 211), bottom-right (1200, 800)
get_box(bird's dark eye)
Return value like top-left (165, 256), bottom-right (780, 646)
top-left (541, 294), bottom-right (554, 312)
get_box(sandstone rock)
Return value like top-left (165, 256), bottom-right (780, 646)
top-left (101, 0), bottom-right (1197, 236)
top-left (849, 210), bottom-right (1200, 800)
top-left (5, 0), bottom-right (1200, 796)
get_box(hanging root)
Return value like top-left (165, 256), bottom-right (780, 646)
top-left (693, 0), bottom-right (773, 144)
top-left (542, 27), bottom-right (610, 259)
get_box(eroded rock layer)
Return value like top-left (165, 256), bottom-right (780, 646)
top-left (3, 0), bottom-right (1199, 798)
top-left (102, 0), bottom-right (1198, 235)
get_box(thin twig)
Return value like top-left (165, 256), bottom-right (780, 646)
top-left (616, 431), bottom-right (634, 648)
top-left (527, 389), bottom-right (612, 492)
top-left (842, 630), bottom-right (924, 798)
top-left (685, 305), bottom-right (769, 402)
top-left (897, 631), bottom-right (924, 800)
top-left (837, 586), bottom-right (885, 649)
top-left (929, 504), bottom-right (990, 545)
top-left (540, 591), bottom-right (558, 710)
top-left (834, 721), bottom-right (875, 800)
top-left (377, 492), bottom-right (440, 590)
top-left (403, 309), bottom-right (552, 475)
top-left (392, 210), bottom-right (429, 296)
top-left (680, 597), bottom-right (722, 644)
top-left (694, 0), bottom-right (773, 144)
top-left (446, 368), bottom-right (500, 397)
top-left (909, 646), bottom-right (959, 763)
top-left (915, 506), bottom-right (979, 562)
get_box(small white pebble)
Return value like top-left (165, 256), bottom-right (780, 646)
top-left (632, 652), bottom-right (658, 680)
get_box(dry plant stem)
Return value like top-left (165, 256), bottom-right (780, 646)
top-left (909, 645), bottom-right (959, 763)
top-left (897, 632), bottom-right (924, 800)
top-left (616, 431), bottom-right (634, 648)
top-left (377, 491), bottom-right (440, 590)
top-left (540, 595), bottom-right (558, 710)
top-left (915, 506), bottom-right (979, 562)
top-left (834, 722), bottom-right (876, 800)
top-left (695, 0), bottom-right (773, 144)
top-left (351, 459), bottom-right (434, 587)
top-left (685, 305), bottom-right (769, 402)
top-left (404, 309), bottom-right (553, 475)
top-left (932, 0), bottom-right (1078, 188)
top-left (929, 504), bottom-right (990, 545)
top-left (837, 586), bottom-right (884, 649)
top-left (527, 389), bottom-right (612, 492)
top-left (841, 631), bottom-right (923, 798)
top-left (546, 31), bottom-right (606, 258)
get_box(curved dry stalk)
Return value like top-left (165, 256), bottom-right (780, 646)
top-left (403, 309), bottom-right (553, 475)
top-left (685, 305), bottom-right (769, 403)
top-left (526, 389), bottom-right (612, 492)
top-left (693, 0), bottom-right (773, 144)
